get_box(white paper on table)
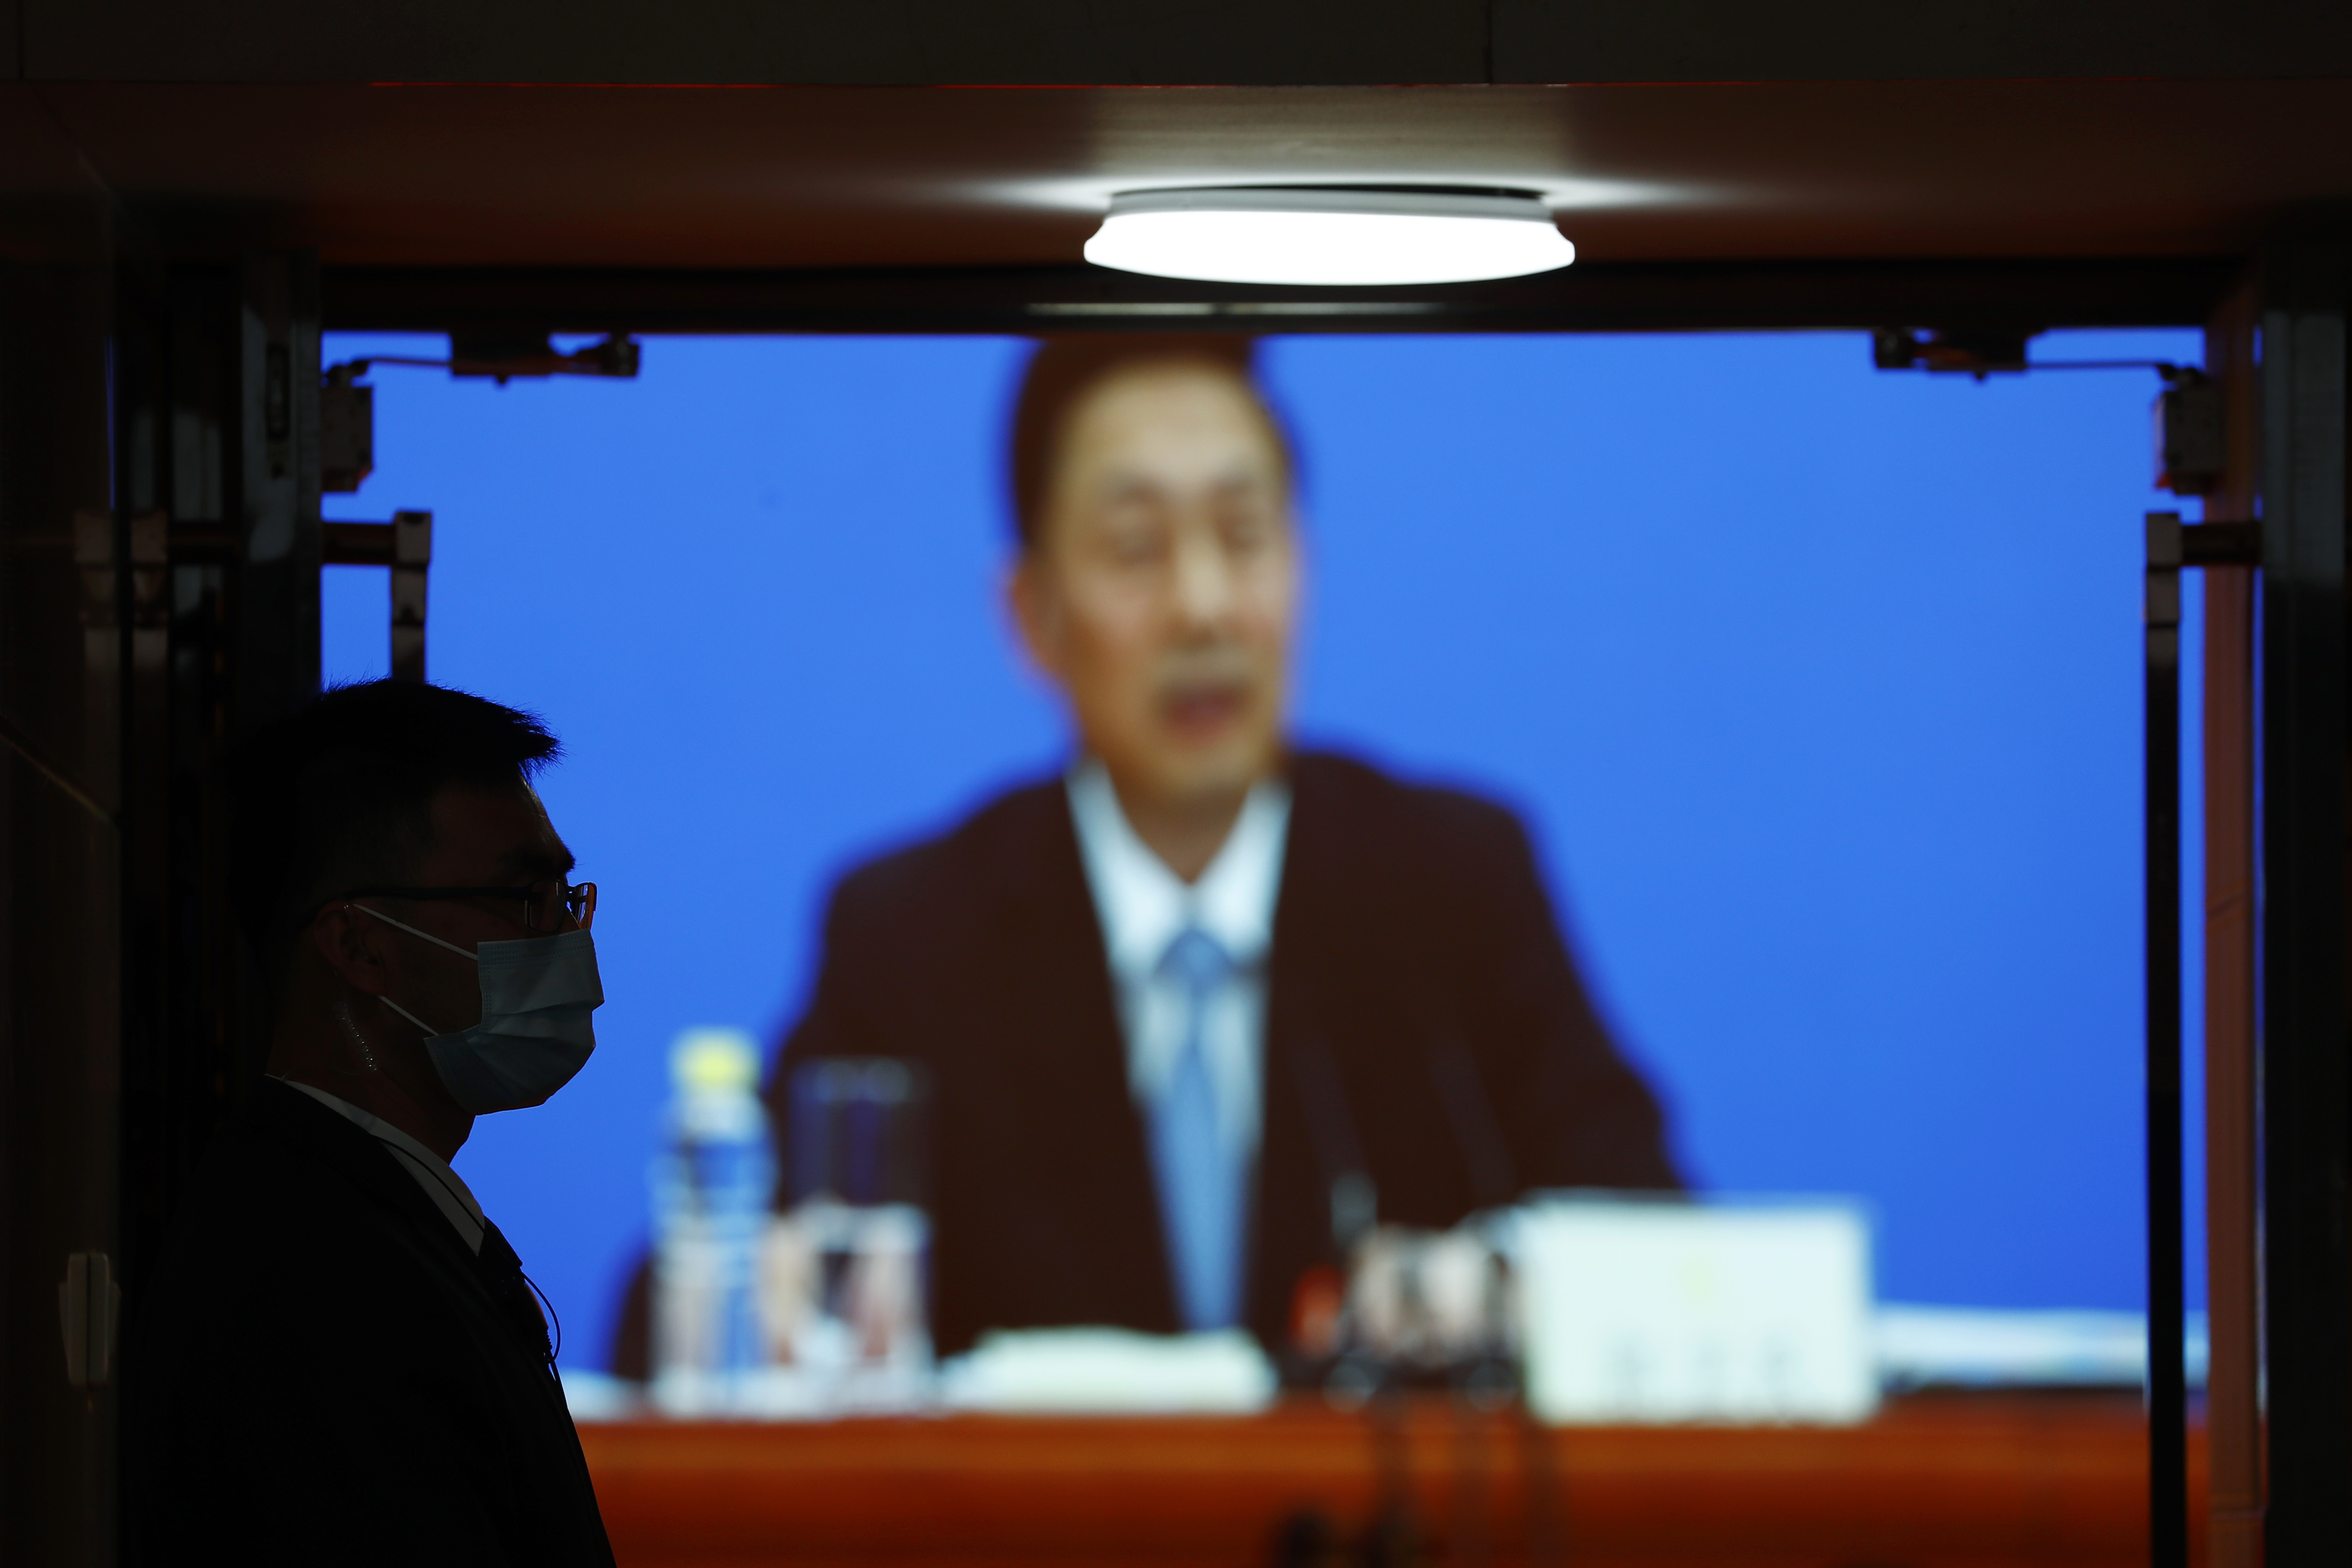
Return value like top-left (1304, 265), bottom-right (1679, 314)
top-left (938, 1327), bottom-right (1276, 1414)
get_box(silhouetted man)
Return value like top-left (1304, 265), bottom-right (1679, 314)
top-left (129, 681), bottom-right (614, 1567)
top-left (766, 337), bottom-right (1680, 1358)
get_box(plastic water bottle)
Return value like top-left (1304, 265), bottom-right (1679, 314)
top-left (650, 1028), bottom-right (774, 1415)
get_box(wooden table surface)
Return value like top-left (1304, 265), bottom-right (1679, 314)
top-left (581, 1392), bottom-right (2201, 1568)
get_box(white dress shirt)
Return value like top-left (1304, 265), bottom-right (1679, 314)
top-left (1066, 761), bottom-right (1293, 1164)
top-left (277, 1077), bottom-right (488, 1254)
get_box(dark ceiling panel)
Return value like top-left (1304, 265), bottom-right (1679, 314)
top-left (321, 257), bottom-right (2243, 335)
top-left (1495, 0), bottom-right (2352, 84)
top-left (19, 81), bottom-right (2351, 270)
top-left (21, 0), bottom-right (1489, 86)
top-left (19, 0), bottom-right (2352, 86)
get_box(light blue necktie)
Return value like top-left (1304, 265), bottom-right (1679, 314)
top-left (1147, 927), bottom-right (1244, 1331)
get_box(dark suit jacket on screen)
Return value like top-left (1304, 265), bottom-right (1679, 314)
top-left (770, 750), bottom-right (1679, 1357)
top-left (126, 1077), bottom-right (614, 1568)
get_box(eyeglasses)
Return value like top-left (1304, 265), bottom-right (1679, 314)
top-left (330, 879), bottom-right (597, 933)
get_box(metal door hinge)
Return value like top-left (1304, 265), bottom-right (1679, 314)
top-left (59, 1251), bottom-right (120, 1390)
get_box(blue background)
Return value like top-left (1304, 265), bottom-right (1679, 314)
top-left (321, 328), bottom-right (2207, 1370)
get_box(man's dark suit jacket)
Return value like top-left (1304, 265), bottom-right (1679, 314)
top-left (127, 1077), bottom-right (614, 1568)
top-left (770, 750), bottom-right (1679, 1358)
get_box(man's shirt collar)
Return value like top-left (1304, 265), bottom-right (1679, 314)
top-left (275, 1076), bottom-right (488, 1254)
top-left (1065, 759), bottom-right (1291, 984)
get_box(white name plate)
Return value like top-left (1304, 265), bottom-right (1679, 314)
top-left (1512, 1197), bottom-right (1877, 1425)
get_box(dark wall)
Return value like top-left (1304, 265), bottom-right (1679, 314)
top-left (0, 257), bottom-right (120, 1568)
top-left (13, 0), bottom-right (2352, 85)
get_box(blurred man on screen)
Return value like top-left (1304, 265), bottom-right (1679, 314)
top-left (126, 681), bottom-right (614, 1568)
top-left (758, 336), bottom-right (1680, 1358)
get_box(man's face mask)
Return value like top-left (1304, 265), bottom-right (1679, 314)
top-left (351, 904), bottom-right (604, 1114)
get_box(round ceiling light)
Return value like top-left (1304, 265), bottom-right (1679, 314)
top-left (1082, 187), bottom-right (1575, 287)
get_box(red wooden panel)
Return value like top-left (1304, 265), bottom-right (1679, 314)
top-left (582, 1394), bottom-right (2204, 1568)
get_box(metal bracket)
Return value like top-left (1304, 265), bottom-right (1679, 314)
top-left (321, 372), bottom-right (374, 494)
top-left (392, 511), bottom-right (431, 683)
top-left (323, 510), bottom-right (434, 682)
top-left (2182, 520), bottom-right (2260, 568)
top-left (2143, 505), bottom-right (2260, 1568)
top-left (324, 333), bottom-right (641, 390)
top-left (2144, 508), bottom-right (2188, 1568)
top-left (1870, 326), bottom-right (2038, 377)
